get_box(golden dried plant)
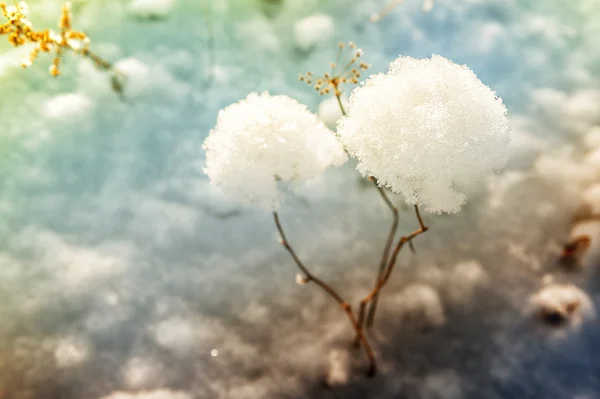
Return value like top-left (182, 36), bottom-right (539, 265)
top-left (0, 1), bottom-right (125, 98)
top-left (298, 41), bottom-right (370, 99)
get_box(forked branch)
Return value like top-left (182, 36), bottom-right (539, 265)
top-left (365, 179), bottom-right (399, 327)
top-left (355, 205), bottom-right (428, 343)
top-left (272, 211), bottom-right (378, 376)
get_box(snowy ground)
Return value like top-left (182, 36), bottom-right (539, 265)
top-left (1, 0), bottom-right (600, 398)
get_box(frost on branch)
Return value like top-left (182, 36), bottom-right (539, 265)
top-left (203, 92), bottom-right (347, 210)
top-left (338, 55), bottom-right (511, 213)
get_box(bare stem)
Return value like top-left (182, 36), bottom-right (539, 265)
top-left (67, 46), bottom-right (126, 101)
top-left (272, 211), bottom-right (377, 376)
top-left (354, 205), bottom-right (428, 343)
top-left (335, 93), bottom-right (346, 116)
top-left (364, 179), bottom-right (399, 328)
top-left (79, 47), bottom-right (112, 70)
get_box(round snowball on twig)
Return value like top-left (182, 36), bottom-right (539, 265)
top-left (337, 55), bottom-right (511, 213)
top-left (203, 92), bottom-right (347, 210)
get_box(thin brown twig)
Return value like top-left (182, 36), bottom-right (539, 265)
top-left (355, 205), bottom-right (428, 343)
top-left (365, 179), bottom-right (399, 328)
top-left (272, 211), bottom-right (378, 376)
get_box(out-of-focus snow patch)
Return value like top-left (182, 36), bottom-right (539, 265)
top-left (421, 370), bottom-right (463, 399)
top-left (13, 228), bottom-right (133, 290)
top-left (472, 22), bottom-right (506, 53)
top-left (568, 219), bottom-right (600, 269)
top-left (563, 90), bottom-right (600, 134)
top-left (152, 317), bottom-right (198, 356)
top-left (318, 94), bottom-right (348, 130)
top-left (293, 14), bottom-right (334, 51)
top-left (529, 284), bottom-right (595, 335)
top-left (507, 117), bottom-right (547, 168)
top-left (41, 92), bottom-right (92, 120)
top-left (98, 389), bottom-right (192, 399)
top-left (121, 357), bottom-right (165, 389)
top-left (583, 126), bottom-right (600, 151)
top-left (535, 150), bottom-right (597, 193)
top-left (128, 196), bottom-right (199, 247)
top-left (531, 88), bottom-right (600, 136)
top-left (325, 348), bottom-right (351, 387)
top-left (151, 315), bottom-right (255, 361)
top-left (581, 183), bottom-right (600, 214)
top-left (128, 0), bottom-right (175, 19)
top-left (190, 180), bottom-right (241, 219)
top-left (235, 15), bottom-right (280, 52)
top-left (445, 260), bottom-right (489, 305)
top-left (111, 57), bottom-right (189, 100)
top-left (486, 171), bottom-right (527, 210)
top-left (0, 44), bottom-right (35, 76)
top-left (387, 283), bottom-right (446, 329)
top-left (115, 58), bottom-right (152, 98)
top-left (583, 147), bottom-right (600, 172)
top-left (522, 15), bottom-right (576, 49)
top-left (54, 335), bottom-right (92, 368)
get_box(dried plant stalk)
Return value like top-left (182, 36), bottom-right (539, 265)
top-left (355, 205), bottom-right (428, 342)
top-left (273, 211), bottom-right (378, 376)
top-left (0, 1), bottom-right (125, 98)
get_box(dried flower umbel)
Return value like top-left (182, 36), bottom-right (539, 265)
top-left (0, 1), bottom-right (125, 98)
top-left (299, 41), bottom-right (370, 111)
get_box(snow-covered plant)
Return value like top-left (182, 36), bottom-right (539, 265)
top-left (202, 92), bottom-right (347, 210)
top-left (338, 54), bottom-right (511, 214)
top-left (203, 47), bottom-right (510, 378)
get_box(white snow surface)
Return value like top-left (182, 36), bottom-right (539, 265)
top-left (1, 0), bottom-right (600, 398)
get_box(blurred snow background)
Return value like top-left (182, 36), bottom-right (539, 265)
top-left (1, 0), bottom-right (600, 398)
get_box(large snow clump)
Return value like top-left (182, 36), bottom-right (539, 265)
top-left (203, 92), bottom-right (347, 210)
top-left (338, 55), bottom-right (511, 213)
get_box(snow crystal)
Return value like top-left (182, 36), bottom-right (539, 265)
top-left (293, 14), bottom-right (334, 51)
top-left (338, 55), bottom-right (511, 213)
top-left (203, 92), bottom-right (347, 210)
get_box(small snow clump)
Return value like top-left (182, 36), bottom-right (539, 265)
top-left (530, 284), bottom-right (594, 329)
top-left (203, 92), bottom-right (347, 210)
top-left (338, 55), bottom-right (511, 213)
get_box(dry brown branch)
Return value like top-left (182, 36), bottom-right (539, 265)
top-left (273, 211), bottom-right (378, 376)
